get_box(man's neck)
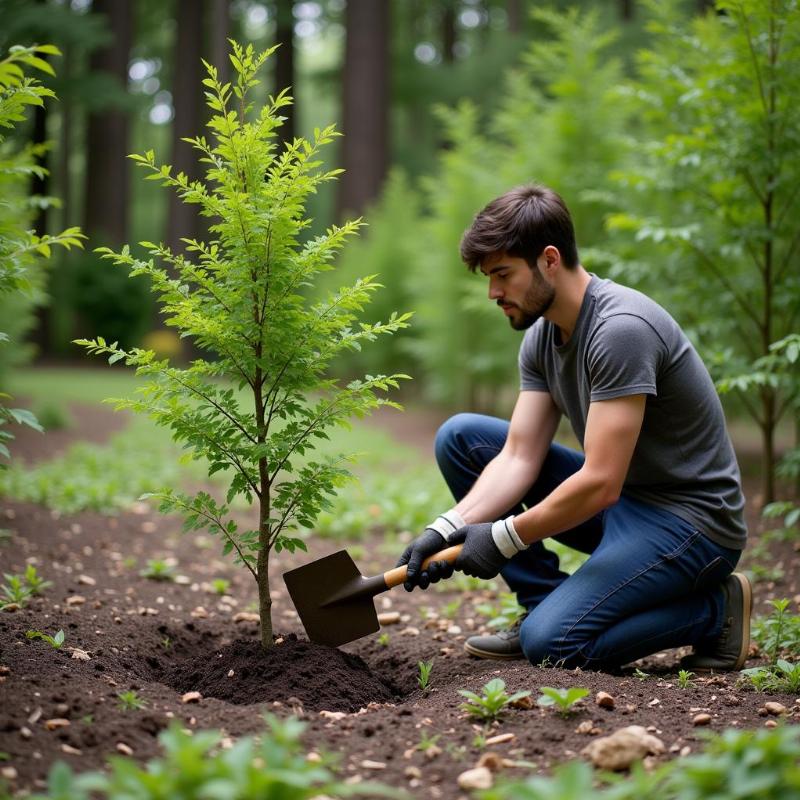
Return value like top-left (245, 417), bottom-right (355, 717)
top-left (545, 266), bottom-right (592, 343)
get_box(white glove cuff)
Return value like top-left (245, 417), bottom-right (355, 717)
top-left (491, 516), bottom-right (528, 559)
top-left (426, 508), bottom-right (466, 542)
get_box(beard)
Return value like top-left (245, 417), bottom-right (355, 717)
top-left (500, 275), bottom-right (555, 331)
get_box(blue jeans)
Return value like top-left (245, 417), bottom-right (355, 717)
top-left (436, 413), bottom-right (742, 670)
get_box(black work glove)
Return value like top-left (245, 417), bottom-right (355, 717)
top-left (396, 529), bottom-right (454, 591)
top-left (450, 523), bottom-right (511, 580)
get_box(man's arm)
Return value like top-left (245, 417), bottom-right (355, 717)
top-left (513, 394), bottom-right (647, 544)
top-left (454, 390), bottom-right (561, 524)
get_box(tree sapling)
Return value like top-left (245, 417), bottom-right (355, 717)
top-left (76, 42), bottom-right (410, 649)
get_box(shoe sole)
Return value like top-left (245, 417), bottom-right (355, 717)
top-left (732, 571), bottom-right (752, 671)
top-left (463, 641), bottom-right (525, 660)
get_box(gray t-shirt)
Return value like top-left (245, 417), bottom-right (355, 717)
top-left (519, 274), bottom-right (747, 550)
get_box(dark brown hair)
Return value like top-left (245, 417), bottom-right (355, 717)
top-left (460, 184), bottom-right (579, 271)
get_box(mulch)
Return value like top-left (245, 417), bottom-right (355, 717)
top-left (1, 406), bottom-right (798, 798)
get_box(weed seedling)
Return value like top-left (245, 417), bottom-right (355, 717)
top-left (633, 668), bottom-right (651, 681)
top-left (139, 559), bottom-right (176, 582)
top-left (118, 690), bottom-right (147, 711)
top-left (210, 578), bottom-right (230, 596)
top-left (1, 573), bottom-right (32, 608)
top-left (418, 660), bottom-right (433, 692)
top-left (773, 660), bottom-right (800, 693)
top-left (161, 636), bottom-right (172, 650)
top-left (441, 599), bottom-right (461, 619)
top-left (23, 565), bottom-right (52, 596)
top-left (25, 629), bottom-right (65, 649)
top-left (471, 732), bottom-right (487, 749)
top-left (377, 633), bottom-right (390, 647)
top-left (416, 730), bottom-right (441, 753)
top-left (81, 715), bottom-right (94, 725)
top-left (0, 529), bottom-right (11, 545)
top-left (537, 686), bottom-right (589, 716)
top-left (677, 670), bottom-right (695, 689)
top-left (476, 591), bottom-right (526, 630)
top-left (459, 678), bottom-right (531, 722)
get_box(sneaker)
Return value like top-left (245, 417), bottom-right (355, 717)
top-left (681, 572), bottom-right (752, 672)
top-left (463, 615), bottom-right (526, 660)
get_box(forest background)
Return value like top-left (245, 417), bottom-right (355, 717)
top-left (1, 0), bottom-right (798, 511)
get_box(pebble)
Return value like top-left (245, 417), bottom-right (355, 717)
top-left (692, 713), bottom-right (712, 726)
top-left (77, 575), bottom-right (96, 586)
top-left (360, 760), bottom-right (386, 770)
top-left (1, 767), bottom-right (17, 780)
top-left (404, 766), bottom-right (422, 779)
top-left (576, 720), bottom-right (595, 735)
top-left (765, 702), bottom-right (787, 716)
top-left (447, 625), bottom-right (462, 635)
top-left (377, 612), bottom-right (400, 625)
top-left (401, 626), bottom-right (420, 636)
top-left (0, 665), bottom-right (9, 675)
top-left (19, 727), bottom-right (32, 740)
top-left (233, 612), bottom-right (260, 623)
top-left (485, 733), bottom-right (515, 745)
top-left (457, 767), bottom-right (493, 790)
top-left (319, 710), bottom-right (347, 721)
top-left (227, 670), bottom-right (235, 678)
top-left (476, 752), bottom-right (505, 771)
top-left (596, 691), bottom-right (615, 709)
top-left (510, 694), bottom-right (534, 710)
top-left (765, 719), bottom-right (778, 728)
top-left (44, 719), bottom-right (71, 730)
top-left (116, 743), bottom-right (133, 756)
top-left (581, 725), bottom-right (665, 771)
top-left (181, 691), bottom-right (202, 704)
top-left (66, 595), bottom-right (86, 606)
top-left (70, 648), bottom-right (91, 661)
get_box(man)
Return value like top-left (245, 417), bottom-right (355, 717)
top-left (397, 184), bottom-right (750, 672)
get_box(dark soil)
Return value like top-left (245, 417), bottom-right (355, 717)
top-left (1, 410), bottom-right (799, 798)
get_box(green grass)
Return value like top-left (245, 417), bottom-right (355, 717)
top-left (8, 366), bottom-right (145, 406)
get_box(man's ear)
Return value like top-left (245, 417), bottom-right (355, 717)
top-left (539, 245), bottom-right (561, 276)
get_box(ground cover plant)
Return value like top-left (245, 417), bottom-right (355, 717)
top-left (536, 686), bottom-right (589, 717)
top-left (75, 42), bottom-right (410, 647)
top-left (459, 678), bottom-right (532, 723)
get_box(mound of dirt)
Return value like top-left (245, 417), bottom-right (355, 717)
top-left (162, 635), bottom-right (398, 712)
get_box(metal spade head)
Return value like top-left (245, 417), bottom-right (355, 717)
top-left (282, 549), bottom-right (382, 648)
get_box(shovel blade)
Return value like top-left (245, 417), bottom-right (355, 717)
top-left (283, 550), bottom-right (380, 648)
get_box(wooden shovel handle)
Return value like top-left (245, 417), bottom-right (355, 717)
top-left (382, 544), bottom-right (463, 590)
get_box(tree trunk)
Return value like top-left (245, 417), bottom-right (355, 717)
top-left (441, 1), bottom-right (456, 63)
top-left (336, 0), bottom-right (390, 219)
top-left (166, 0), bottom-right (205, 258)
top-left (84, 0), bottom-right (132, 247)
top-left (208, 0), bottom-right (231, 83)
top-left (275, 0), bottom-right (295, 147)
top-left (619, 0), bottom-right (635, 20)
top-left (507, 0), bottom-right (524, 34)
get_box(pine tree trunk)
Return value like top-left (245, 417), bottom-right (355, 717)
top-left (336, 0), bottom-right (390, 218)
top-left (275, 0), bottom-right (295, 147)
top-left (84, 0), bottom-right (132, 246)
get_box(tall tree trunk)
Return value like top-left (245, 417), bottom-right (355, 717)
top-left (275, 0), bottom-right (295, 147)
top-left (619, 0), bottom-right (635, 20)
top-left (441, 1), bottom-right (456, 63)
top-left (507, 0), bottom-right (524, 34)
top-left (166, 0), bottom-right (205, 258)
top-left (208, 0), bottom-right (231, 83)
top-left (336, 0), bottom-right (390, 219)
top-left (84, 0), bottom-right (132, 246)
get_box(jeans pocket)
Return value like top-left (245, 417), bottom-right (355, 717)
top-left (694, 554), bottom-right (736, 592)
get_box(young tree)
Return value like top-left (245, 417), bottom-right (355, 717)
top-left (0, 45), bottom-right (84, 464)
top-left (76, 43), bottom-right (411, 649)
top-left (609, 0), bottom-right (800, 503)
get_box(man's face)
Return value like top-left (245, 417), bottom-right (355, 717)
top-left (481, 253), bottom-right (555, 331)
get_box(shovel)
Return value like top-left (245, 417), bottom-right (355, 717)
top-left (283, 544), bottom-right (463, 647)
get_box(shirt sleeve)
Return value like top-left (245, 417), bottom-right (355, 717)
top-left (586, 314), bottom-right (666, 401)
top-left (518, 324), bottom-right (549, 391)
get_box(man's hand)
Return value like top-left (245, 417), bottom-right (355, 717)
top-left (396, 509), bottom-right (464, 591)
top-left (450, 523), bottom-right (509, 579)
top-left (450, 517), bottom-right (528, 580)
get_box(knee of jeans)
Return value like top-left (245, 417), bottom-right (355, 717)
top-left (434, 413), bottom-right (479, 467)
top-left (519, 614), bottom-right (565, 667)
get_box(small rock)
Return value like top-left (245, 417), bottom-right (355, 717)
top-left (181, 691), bottom-right (202, 704)
top-left (174, 575), bottom-right (191, 585)
top-left (476, 752), bottom-right (504, 772)
top-left (360, 760), bottom-right (386, 770)
top-left (405, 766), bottom-right (422, 779)
top-left (233, 612), bottom-right (260, 623)
top-left (319, 710), bottom-right (347, 721)
top-left (400, 626), bottom-right (420, 636)
top-left (77, 575), bottom-right (96, 586)
top-left (377, 611), bottom-right (400, 625)
top-left (1, 767), bottom-right (17, 780)
top-left (44, 719), bottom-right (71, 730)
top-left (70, 648), bottom-right (91, 661)
top-left (485, 733), bottom-right (515, 745)
top-left (60, 744), bottom-right (81, 755)
top-left (191, 606), bottom-right (209, 619)
top-left (692, 714), bottom-right (712, 726)
top-left (510, 694), bottom-right (534, 710)
top-left (1, 603), bottom-right (20, 612)
top-left (457, 767), bottom-right (493, 791)
top-left (27, 708), bottom-right (42, 725)
top-left (447, 625), bottom-right (462, 635)
top-left (765, 719), bottom-right (778, 728)
top-left (0, 665), bottom-right (9, 675)
top-left (227, 669), bottom-right (235, 678)
top-left (576, 720), bottom-right (595, 735)
top-left (306, 751), bottom-right (321, 762)
top-left (647, 698), bottom-right (660, 707)
top-left (66, 595), bottom-right (86, 606)
top-left (757, 707), bottom-right (769, 717)
top-left (596, 691), bottom-right (615, 709)
top-left (116, 743), bottom-right (134, 756)
top-left (765, 702), bottom-right (787, 716)
top-left (581, 725), bottom-right (665, 771)
top-left (680, 746), bottom-right (692, 757)
top-left (19, 727), bottom-right (32, 740)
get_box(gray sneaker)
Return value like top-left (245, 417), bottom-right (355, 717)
top-left (681, 572), bottom-right (752, 672)
top-left (464, 615), bottom-right (526, 660)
